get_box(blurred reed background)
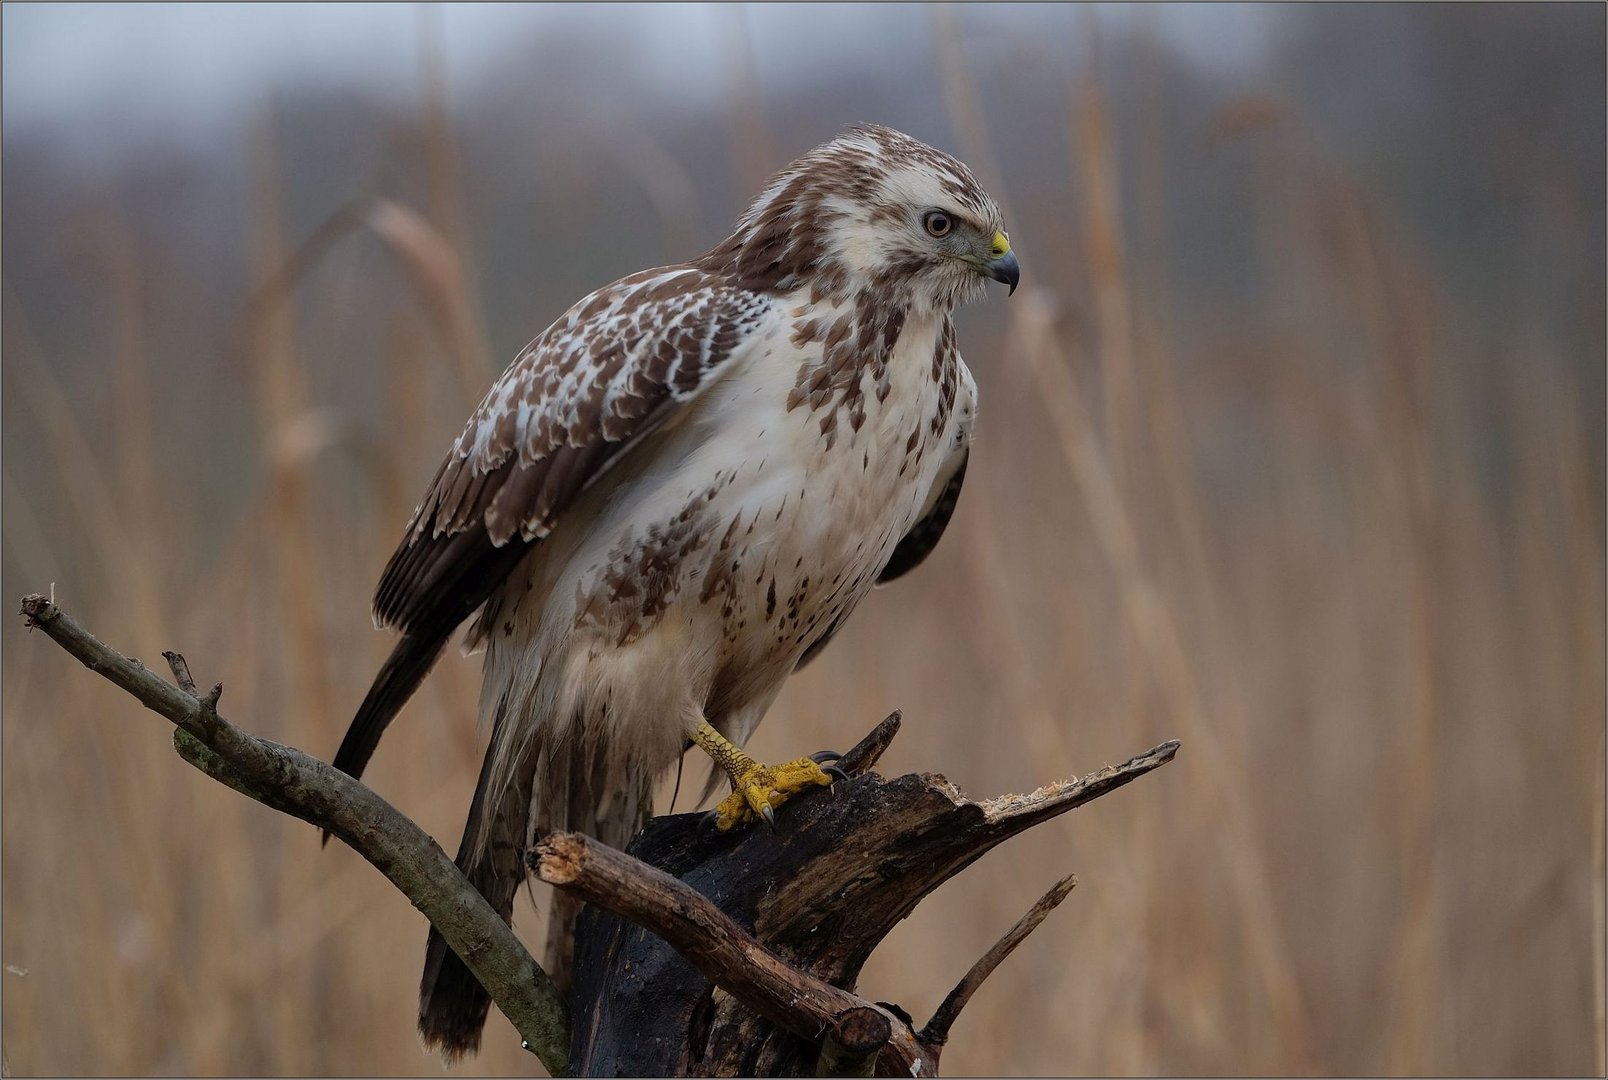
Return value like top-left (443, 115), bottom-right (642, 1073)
top-left (2, 4), bottom-right (1602, 1076)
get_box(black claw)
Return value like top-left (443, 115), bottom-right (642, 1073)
top-left (698, 809), bottom-right (723, 835)
top-left (810, 749), bottom-right (849, 783)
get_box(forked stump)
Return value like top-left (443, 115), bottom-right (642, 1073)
top-left (538, 714), bottom-right (1179, 1076)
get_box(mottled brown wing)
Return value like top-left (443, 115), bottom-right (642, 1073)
top-left (332, 266), bottom-right (775, 785)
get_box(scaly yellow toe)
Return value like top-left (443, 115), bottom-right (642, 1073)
top-left (712, 757), bottom-right (836, 831)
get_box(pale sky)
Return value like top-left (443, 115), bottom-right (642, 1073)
top-left (4, 3), bottom-right (1275, 158)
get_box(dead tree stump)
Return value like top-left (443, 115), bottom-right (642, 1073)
top-left (19, 594), bottom-right (1177, 1077)
top-left (549, 714), bottom-right (1177, 1076)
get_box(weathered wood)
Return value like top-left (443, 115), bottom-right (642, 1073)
top-left (17, 595), bottom-right (572, 1076)
top-left (534, 831), bottom-right (931, 1078)
top-left (562, 718), bottom-right (1177, 1076)
top-left (920, 873), bottom-right (1079, 1049)
top-left (20, 592), bottom-right (1179, 1078)
top-left (817, 1007), bottom-right (893, 1077)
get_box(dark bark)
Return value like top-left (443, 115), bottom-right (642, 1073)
top-left (19, 593), bottom-right (1178, 1077)
top-left (557, 714), bottom-right (1176, 1076)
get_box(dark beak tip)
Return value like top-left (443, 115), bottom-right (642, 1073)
top-left (987, 251), bottom-right (1021, 295)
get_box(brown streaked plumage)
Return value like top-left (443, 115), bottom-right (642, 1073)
top-left (332, 124), bottom-right (1019, 1059)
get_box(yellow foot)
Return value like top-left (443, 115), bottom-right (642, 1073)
top-left (710, 757), bottom-right (836, 832)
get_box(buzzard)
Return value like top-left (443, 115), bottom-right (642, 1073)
top-left (332, 123), bottom-right (1019, 1058)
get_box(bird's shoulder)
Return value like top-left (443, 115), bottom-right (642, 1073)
top-left (414, 265), bottom-right (781, 538)
top-left (371, 264), bottom-right (783, 630)
top-left (462, 266), bottom-right (778, 473)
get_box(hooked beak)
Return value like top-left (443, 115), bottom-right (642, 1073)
top-left (984, 249), bottom-right (1021, 295)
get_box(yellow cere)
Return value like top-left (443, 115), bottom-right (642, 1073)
top-left (991, 231), bottom-right (1011, 257)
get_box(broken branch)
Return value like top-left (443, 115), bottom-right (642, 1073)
top-left (921, 872), bottom-right (1079, 1047)
top-left (17, 594), bottom-right (571, 1075)
top-left (533, 830), bottom-right (936, 1077)
top-left (818, 1006), bottom-right (893, 1077)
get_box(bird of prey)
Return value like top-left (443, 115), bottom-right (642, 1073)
top-left (332, 123), bottom-right (1019, 1058)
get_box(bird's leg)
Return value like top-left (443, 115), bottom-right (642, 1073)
top-left (691, 719), bottom-right (836, 831)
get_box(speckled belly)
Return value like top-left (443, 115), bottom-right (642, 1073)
top-left (563, 311), bottom-right (964, 723)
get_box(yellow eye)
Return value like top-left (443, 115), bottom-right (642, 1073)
top-left (923, 210), bottom-right (953, 238)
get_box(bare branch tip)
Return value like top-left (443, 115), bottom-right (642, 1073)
top-left (530, 831), bottom-right (586, 884)
top-left (839, 710), bottom-right (903, 776)
top-left (18, 593), bottom-right (56, 628)
top-left (818, 1005), bottom-right (893, 1076)
top-left (1051, 871), bottom-right (1079, 900)
top-left (202, 683), bottom-right (223, 710)
top-left (830, 1005), bottom-right (892, 1052)
top-left (163, 651), bottom-right (199, 695)
top-left (920, 870), bottom-right (1082, 1050)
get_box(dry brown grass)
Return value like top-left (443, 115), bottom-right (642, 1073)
top-left (3, 21), bottom-right (1602, 1079)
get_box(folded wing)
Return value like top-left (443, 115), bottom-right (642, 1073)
top-left (332, 266), bottom-right (775, 785)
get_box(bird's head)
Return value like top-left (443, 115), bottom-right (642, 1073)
top-left (709, 124), bottom-right (1018, 312)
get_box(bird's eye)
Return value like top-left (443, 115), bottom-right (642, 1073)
top-left (923, 211), bottom-right (953, 238)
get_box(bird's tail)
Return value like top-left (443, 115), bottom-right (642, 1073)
top-left (417, 706), bottom-right (536, 1062)
top-left (533, 728), bottom-right (657, 992)
top-left (417, 697), bottom-right (656, 1060)
top-left (322, 629), bottom-right (452, 848)
top-left (332, 628), bottom-right (450, 783)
